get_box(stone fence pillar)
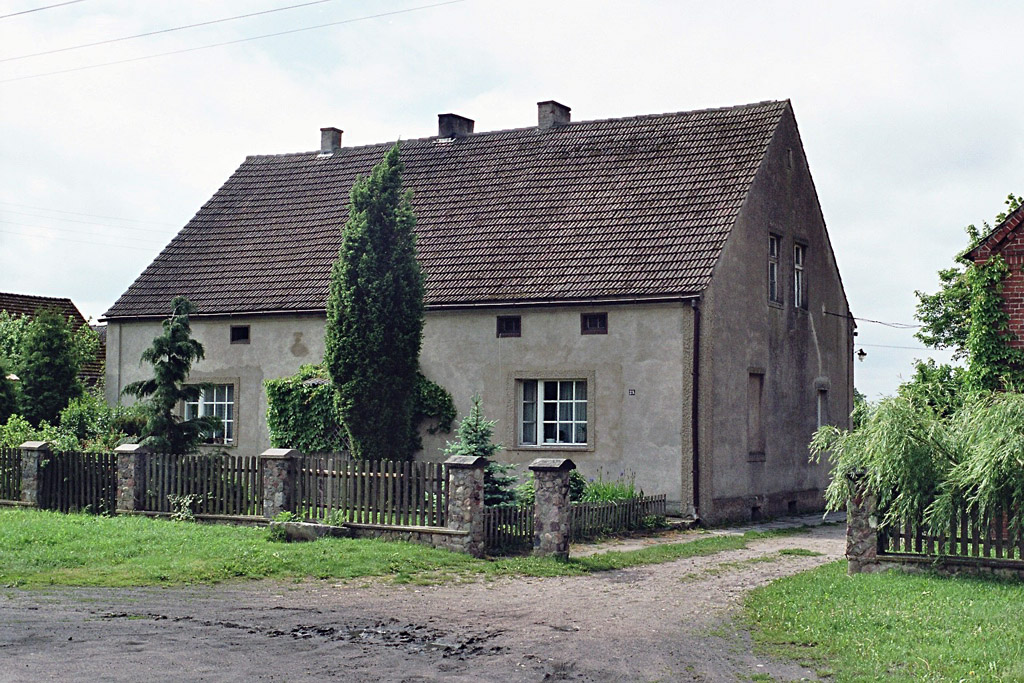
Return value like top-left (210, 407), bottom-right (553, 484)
top-left (444, 455), bottom-right (486, 557)
top-left (114, 444), bottom-right (148, 513)
top-left (846, 489), bottom-right (879, 575)
top-left (19, 441), bottom-right (49, 507)
top-left (261, 449), bottom-right (299, 519)
top-left (530, 458), bottom-right (576, 560)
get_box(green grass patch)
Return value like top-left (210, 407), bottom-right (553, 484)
top-left (777, 547), bottom-right (823, 557)
top-left (744, 560), bottom-right (1024, 682)
top-left (0, 508), bottom-right (810, 588)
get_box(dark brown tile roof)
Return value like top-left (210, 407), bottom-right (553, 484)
top-left (104, 100), bottom-right (789, 319)
top-left (0, 292), bottom-right (104, 384)
top-left (0, 292), bottom-right (87, 325)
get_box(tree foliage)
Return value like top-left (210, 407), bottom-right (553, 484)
top-left (18, 308), bottom-right (84, 425)
top-left (122, 297), bottom-right (219, 453)
top-left (0, 359), bottom-right (17, 425)
top-left (443, 396), bottom-right (516, 506)
top-left (915, 193), bottom-right (1022, 360)
top-left (324, 143), bottom-right (425, 460)
top-left (813, 391), bottom-right (1024, 536)
top-left (265, 365), bottom-right (454, 454)
top-left (265, 364), bottom-right (348, 453)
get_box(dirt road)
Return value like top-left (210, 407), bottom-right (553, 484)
top-left (0, 518), bottom-right (843, 682)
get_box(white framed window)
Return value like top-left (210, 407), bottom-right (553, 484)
top-left (185, 384), bottom-right (235, 445)
top-left (768, 234), bottom-right (781, 303)
top-left (794, 243), bottom-right (807, 309)
top-left (519, 379), bottom-right (587, 446)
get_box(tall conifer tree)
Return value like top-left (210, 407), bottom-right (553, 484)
top-left (18, 308), bottom-right (82, 425)
top-left (325, 143), bottom-right (424, 460)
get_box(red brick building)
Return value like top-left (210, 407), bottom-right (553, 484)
top-left (968, 204), bottom-right (1024, 345)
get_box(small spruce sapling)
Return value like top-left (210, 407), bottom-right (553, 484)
top-left (443, 396), bottom-right (517, 506)
top-left (122, 297), bottom-right (220, 453)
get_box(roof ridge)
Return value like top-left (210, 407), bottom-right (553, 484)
top-left (245, 99), bottom-right (790, 160)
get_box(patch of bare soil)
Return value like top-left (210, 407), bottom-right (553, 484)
top-left (0, 520), bottom-right (844, 682)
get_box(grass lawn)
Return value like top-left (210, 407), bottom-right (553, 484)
top-left (0, 508), bottom-right (804, 588)
top-left (744, 560), bottom-right (1024, 682)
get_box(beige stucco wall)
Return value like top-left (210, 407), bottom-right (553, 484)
top-left (697, 107), bottom-right (853, 524)
top-left (419, 304), bottom-right (693, 513)
top-left (105, 314), bottom-right (327, 455)
top-left (105, 304), bottom-right (695, 513)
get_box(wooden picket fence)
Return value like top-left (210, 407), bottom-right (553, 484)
top-left (143, 452), bottom-right (263, 517)
top-left (294, 454), bottom-right (448, 527)
top-left (0, 447), bottom-right (20, 502)
top-left (483, 494), bottom-right (669, 554)
top-left (571, 494), bottom-right (668, 541)
top-left (483, 503), bottom-right (535, 554)
top-left (38, 450), bottom-right (118, 513)
top-left (879, 504), bottom-right (1024, 564)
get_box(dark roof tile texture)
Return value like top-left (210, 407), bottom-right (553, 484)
top-left (105, 100), bottom-right (788, 318)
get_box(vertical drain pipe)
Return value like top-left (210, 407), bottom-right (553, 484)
top-left (690, 297), bottom-right (701, 518)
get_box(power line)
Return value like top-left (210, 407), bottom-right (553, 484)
top-left (0, 228), bottom-right (162, 252)
top-left (824, 309), bottom-right (920, 329)
top-left (0, 0), bottom-right (85, 20)
top-left (858, 343), bottom-right (932, 351)
top-left (0, 220), bottom-right (167, 246)
top-left (0, 200), bottom-right (176, 225)
top-left (0, 1), bottom-right (464, 84)
top-left (0, 209), bottom-right (175, 234)
top-left (1, 0), bottom-right (341, 63)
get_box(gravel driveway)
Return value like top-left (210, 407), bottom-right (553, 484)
top-left (0, 515), bottom-right (844, 682)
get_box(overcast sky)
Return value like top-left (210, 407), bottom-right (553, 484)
top-left (1, 0), bottom-right (1021, 398)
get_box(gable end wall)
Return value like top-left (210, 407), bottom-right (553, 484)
top-left (698, 106), bottom-right (852, 524)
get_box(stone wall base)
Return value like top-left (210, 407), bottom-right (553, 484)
top-left (707, 488), bottom-right (824, 524)
top-left (860, 554), bottom-right (1024, 581)
top-left (346, 523), bottom-right (475, 555)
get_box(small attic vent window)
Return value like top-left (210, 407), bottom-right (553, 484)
top-left (230, 325), bottom-right (250, 344)
top-left (581, 313), bottom-right (608, 335)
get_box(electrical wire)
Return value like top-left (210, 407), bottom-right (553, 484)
top-left (858, 343), bottom-right (932, 351)
top-left (1, 0), bottom-right (342, 63)
top-left (824, 309), bottom-right (920, 329)
top-left (0, 209), bottom-right (175, 234)
top-left (0, 228), bottom-right (162, 252)
top-left (0, 200), bottom-right (175, 226)
top-left (0, 220), bottom-right (167, 246)
top-left (0, 1), bottom-right (464, 84)
top-left (0, 1), bottom-right (85, 21)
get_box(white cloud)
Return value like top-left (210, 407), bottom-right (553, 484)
top-left (1, 0), bottom-right (1022, 397)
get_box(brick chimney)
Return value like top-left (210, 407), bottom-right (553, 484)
top-left (320, 127), bottom-right (342, 153)
top-left (438, 113), bottom-right (474, 138)
top-left (538, 101), bottom-right (570, 129)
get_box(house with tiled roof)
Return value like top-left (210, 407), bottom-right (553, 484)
top-left (0, 292), bottom-right (105, 385)
top-left (103, 99), bottom-right (852, 522)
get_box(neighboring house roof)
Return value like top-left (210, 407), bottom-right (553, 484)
top-left (0, 292), bottom-right (87, 324)
top-left (967, 202), bottom-right (1024, 263)
top-left (104, 100), bottom-right (791, 319)
top-left (0, 292), bottom-right (105, 383)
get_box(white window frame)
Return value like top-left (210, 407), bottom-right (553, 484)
top-left (794, 243), bottom-right (807, 309)
top-left (768, 234), bottom-right (781, 303)
top-left (518, 379), bottom-right (588, 447)
top-left (184, 383), bottom-right (236, 445)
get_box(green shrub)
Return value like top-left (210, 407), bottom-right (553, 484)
top-left (515, 469), bottom-right (618, 505)
top-left (813, 390), bottom-right (1024, 534)
top-left (265, 364), bottom-right (454, 454)
top-left (580, 470), bottom-right (639, 502)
